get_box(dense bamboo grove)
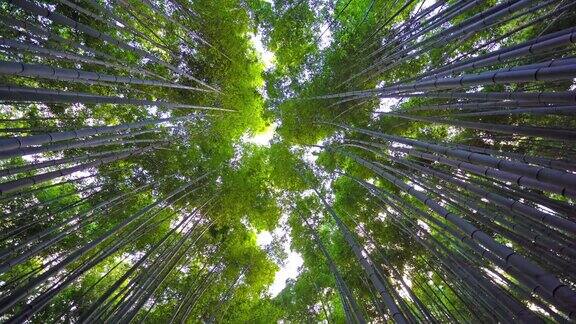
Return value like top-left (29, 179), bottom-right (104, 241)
top-left (1, 0), bottom-right (575, 322)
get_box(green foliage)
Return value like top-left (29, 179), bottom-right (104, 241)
top-left (268, 142), bottom-right (311, 190)
top-left (1, 0), bottom-right (575, 322)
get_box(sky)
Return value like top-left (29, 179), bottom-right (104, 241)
top-left (250, 32), bottom-right (275, 71)
top-left (244, 122), bottom-right (277, 146)
top-left (257, 230), bottom-right (304, 297)
top-left (318, 22), bottom-right (334, 50)
top-left (245, 121), bottom-right (304, 297)
top-left (248, 34), bottom-right (304, 297)
top-left (244, 8), bottom-right (348, 297)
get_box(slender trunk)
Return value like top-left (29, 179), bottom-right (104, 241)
top-left (312, 187), bottom-right (408, 323)
top-left (299, 211), bottom-right (366, 323)
top-left (331, 123), bottom-right (576, 196)
top-left (0, 60), bottom-right (205, 91)
top-left (0, 174), bottom-right (207, 314)
top-left (0, 85), bottom-right (229, 112)
top-left (7, 0), bottom-right (218, 91)
top-left (0, 144), bottom-right (158, 195)
top-left (0, 114), bottom-right (191, 152)
top-left (337, 149), bottom-right (576, 314)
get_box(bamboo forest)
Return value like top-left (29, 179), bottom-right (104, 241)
top-left (1, 0), bottom-right (576, 322)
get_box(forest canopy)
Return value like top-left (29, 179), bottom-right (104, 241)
top-left (0, 0), bottom-right (576, 322)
